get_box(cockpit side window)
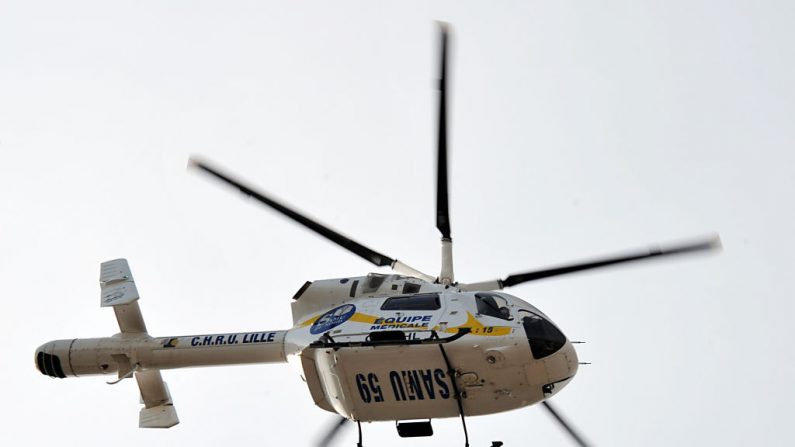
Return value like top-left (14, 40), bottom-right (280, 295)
top-left (381, 293), bottom-right (441, 311)
top-left (475, 293), bottom-right (512, 320)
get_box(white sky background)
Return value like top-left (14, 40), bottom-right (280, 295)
top-left (1, 1), bottom-right (794, 445)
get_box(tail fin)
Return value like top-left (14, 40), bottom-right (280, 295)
top-left (136, 369), bottom-right (179, 428)
top-left (100, 258), bottom-right (147, 333)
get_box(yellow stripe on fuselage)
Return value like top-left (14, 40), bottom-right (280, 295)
top-left (440, 312), bottom-right (512, 336)
top-left (299, 316), bottom-right (319, 327)
top-left (300, 311), bottom-right (511, 336)
top-left (348, 313), bottom-right (381, 324)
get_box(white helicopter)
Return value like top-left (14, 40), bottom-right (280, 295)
top-left (35, 25), bottom-right (719, 447)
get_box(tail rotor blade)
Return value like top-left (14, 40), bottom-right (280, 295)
top-left (542, 401), bottom-right (591, 447)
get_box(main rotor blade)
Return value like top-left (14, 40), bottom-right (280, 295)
top-left (459, 236), bottom-right (721, 291)
top-left (542, 401), bottom-right (591, 447)
top-left (436, 23), bottom-right (451, 239)
top-left (316, 416), bottom-right (348, 447)
top-left (501, 236), bottom-right (720, 287)
top-left (190, 158), bottom-right (395, 267)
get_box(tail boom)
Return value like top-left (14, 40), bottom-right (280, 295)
top-left (35, 330), bottom-right (288, 378)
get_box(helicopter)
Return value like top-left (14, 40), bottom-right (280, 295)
top-left (34, 24), bottom-right (720, 447)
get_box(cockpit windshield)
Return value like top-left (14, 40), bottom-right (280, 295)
top-left (519, 309), bottom-right (566, 359)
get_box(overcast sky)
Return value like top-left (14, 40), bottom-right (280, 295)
top-left (2, 1), bottom-right (794, 446)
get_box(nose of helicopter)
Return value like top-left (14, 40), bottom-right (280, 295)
top-left (541, 341), bottom-right (579, 396)
top-left (519, 309), bottom-right (579, 394)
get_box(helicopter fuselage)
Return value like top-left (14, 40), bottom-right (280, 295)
top-left (285, 273), bottom-right (579, 421)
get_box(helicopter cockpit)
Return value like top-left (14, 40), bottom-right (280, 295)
top-left (474, 292), bottom-right (512, 320)
top-left (474, 292), bottom-right (567, 360)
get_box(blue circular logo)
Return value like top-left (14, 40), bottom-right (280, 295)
top-left (310, 304), bottom-right (357, 334)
